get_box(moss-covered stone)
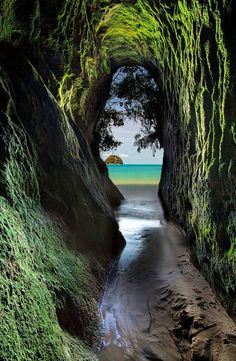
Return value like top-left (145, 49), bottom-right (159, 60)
top-left (0, 106), bottom-right (100, 359)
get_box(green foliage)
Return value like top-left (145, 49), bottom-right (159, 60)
top-left (96, 108), bottom-right (124, 152)
top-left (97, 66), bottom-right (162, 154)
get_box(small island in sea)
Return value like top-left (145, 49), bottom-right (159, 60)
top-left (105, 155), bottom-right (123, 164)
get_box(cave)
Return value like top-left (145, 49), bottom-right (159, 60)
top-left (0, 1), bottom-right (236, 360)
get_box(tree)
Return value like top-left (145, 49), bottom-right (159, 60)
top-left (95, 66), bottom-right (163, 154)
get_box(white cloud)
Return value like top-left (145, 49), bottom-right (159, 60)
top-left (119, 153), bottom-right (129, 158)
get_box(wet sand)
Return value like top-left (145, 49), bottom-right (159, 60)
top-left (98, 186), bottom-right (236, 361)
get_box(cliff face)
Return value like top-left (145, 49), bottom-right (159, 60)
top-left (0, 0), bottom-right (235, 359)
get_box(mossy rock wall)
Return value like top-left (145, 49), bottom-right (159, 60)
top-left (0, 47), bottom-right (102, 359)
top-left (0, 0), bottom-right (236, 359)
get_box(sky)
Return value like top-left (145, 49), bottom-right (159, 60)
top-left (101, 118), bottom-right (163, 164)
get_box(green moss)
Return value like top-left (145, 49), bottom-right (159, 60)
top-left (228, 239), bottom-right (236, 259)
top-left (0, 92), bottom-right (99, 359)
top-left (0, 0), bottom-right (41, 44)
top-left (231, 123), bottom-right (236, 145)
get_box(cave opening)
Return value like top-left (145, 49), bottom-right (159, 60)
top-left (94, 65), bottom-right (164, 189)
top-left (101, 66), bottom-right (163, 161)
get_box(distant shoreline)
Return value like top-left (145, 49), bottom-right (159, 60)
top-left (113, 181), bottom-right (160, 185)
top-left (107, 164), bottom-right (162, 186)
top-left (107, 163), bottom-right (163, 166)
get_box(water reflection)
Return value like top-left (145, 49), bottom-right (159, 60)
top-left (98, 187), bottom-right (168, 360)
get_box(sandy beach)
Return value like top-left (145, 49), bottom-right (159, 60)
top-left (98, 185), bottom-right (236, 361)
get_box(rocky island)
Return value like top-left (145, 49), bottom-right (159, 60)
top-left (105, 155), bottom-right (123, 164)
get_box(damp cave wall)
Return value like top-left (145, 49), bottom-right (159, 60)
top-left (159, 3), bottom-right (236, 313)
top-left (0, 0), bottom-right (236, 359)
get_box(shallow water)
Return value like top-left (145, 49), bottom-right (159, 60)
top-left (98, 185), bottom-right (181, 361)
top-left (97, 185), bottom-right (236, 361)
top-left (107, 164), bottom-right (162, 185)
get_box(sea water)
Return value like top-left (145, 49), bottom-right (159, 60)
top-left (107, 164), bottom-right (162, 185)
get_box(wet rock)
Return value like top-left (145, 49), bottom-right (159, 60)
top-left (191, 338), bottom-right (211, 361)
top-left (172, 325), bottom-right (183, 337)
top-left (179, 310), bottom-right (194, 330)
top-left (143, 348), bottom-right (164, 361)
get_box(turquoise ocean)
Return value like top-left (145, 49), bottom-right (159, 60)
top-left (107, 164), bottom-right (162, 185)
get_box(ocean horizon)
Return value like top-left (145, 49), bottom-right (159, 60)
top-left (107, 164), bottom-right (162, 185)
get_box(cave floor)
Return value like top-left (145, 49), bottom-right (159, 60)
top-left (97, 186), bottom-right (236, 361)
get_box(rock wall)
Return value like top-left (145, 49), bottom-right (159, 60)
top-left (0, 0), bottom-right (235, 359)
top-left (158, 3), bottom-right (236, 316)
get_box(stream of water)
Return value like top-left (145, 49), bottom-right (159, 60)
top-left (98, 185), bottom-right (181, 361)
top-left (97, 182), bottom-right (236, 361)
